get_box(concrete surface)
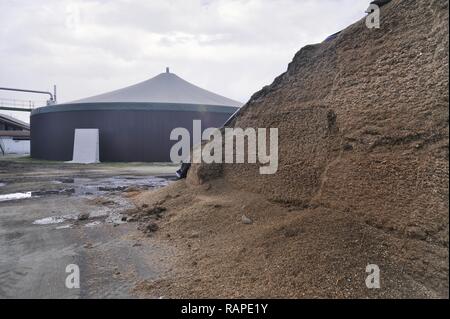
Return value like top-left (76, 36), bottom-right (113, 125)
top-left (0, 156), bottom-right (178, 298)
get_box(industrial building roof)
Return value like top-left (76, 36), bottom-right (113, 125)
top-left (0, 113), bottom-right (30, 130)
top-left (70, 68), bottom-right (242, 108)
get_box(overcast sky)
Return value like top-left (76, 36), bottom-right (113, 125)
top-left (0, 0), bottom-right (370, 123)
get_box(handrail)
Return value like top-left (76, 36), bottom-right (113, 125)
top-left (0, 106), bottom-right (33, 112)
top-left (0, 87), bottom-right (54, 102)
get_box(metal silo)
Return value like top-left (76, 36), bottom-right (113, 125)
top-left (30, 69), bottom-right (241, 162)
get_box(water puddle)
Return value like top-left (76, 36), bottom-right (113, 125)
top-left (33, 213), bottom-right (80, 225)
top-left (0, 192), bottom-right (33, 202)
top-left (35, 212), bottom-right (127, 229)
top-left (6, 174), bottom-right (173, 230)
top-left (0, 175), bottom-right (173, 202)
top-left (55, 224), bottom-right (73, 229)
top-left (33, 206), bottom-right (129, 229)
top-left (33, 216), bottom-right (65, 225)
top-left (0, 190), bottom-right (72, 202)
top-left (52, 176), bottom-right (172, 195)
top-left (85, 221), bottom-right (102, 228)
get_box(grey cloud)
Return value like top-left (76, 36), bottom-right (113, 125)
top-left (0, 0), bottom-right (370, 124)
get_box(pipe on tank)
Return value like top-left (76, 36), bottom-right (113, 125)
top-left (0, 86), bottom-right (55, 104)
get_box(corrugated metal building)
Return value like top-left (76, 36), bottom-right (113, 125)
top-left (30, 69), bottom-right (241, 162)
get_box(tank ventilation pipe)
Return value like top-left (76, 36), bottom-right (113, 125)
top-left (53, 85), bottom-right (57, 104)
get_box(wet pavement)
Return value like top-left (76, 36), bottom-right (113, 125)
top-left (0, 176), bottom-right (172, 202)
top-left (0, 157), bottom-right (178, 298)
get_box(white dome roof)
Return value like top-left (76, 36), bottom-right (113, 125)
top-left (71, 69), bottom-right (242, 107)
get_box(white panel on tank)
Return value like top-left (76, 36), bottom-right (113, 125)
top-left (68, 129), bottom-right (99, 164)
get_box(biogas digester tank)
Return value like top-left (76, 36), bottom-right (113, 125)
top-left (30, 69), bottom-right (241, 162)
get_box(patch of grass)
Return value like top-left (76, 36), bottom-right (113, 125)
top-left (1, 155), bottom-right (179, 170)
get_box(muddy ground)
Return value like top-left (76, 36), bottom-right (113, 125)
top-left (0, 156), bottom-right (178, 298)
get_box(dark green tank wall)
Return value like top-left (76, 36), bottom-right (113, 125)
top-left (30, 102), bottom-right (237, 162)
